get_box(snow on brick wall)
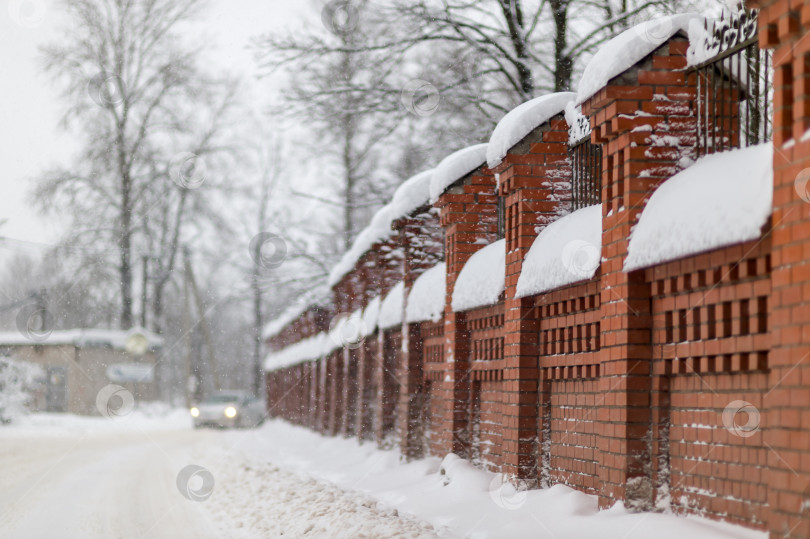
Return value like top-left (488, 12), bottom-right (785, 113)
top-left (487, 92), bottom-right (575, 168)
top-left (624, 143), bottom-right (773, 271)
top-left (361, 296), bottom-right (382, 336)
top-left (329, 169), bottom-right (435, 289)
top-left (516, 205), bottom-right (602, 297)
top-left (377, 281), bottom-right (404, 330)
top-left (405, 263), bottom-right (446, 323)
top-left (451, 239), bottom-right (505, 312)
top-left (429, 144), bottom-right (488, 203)
top-left (262, 332), bottom-right (332, 371)
top-left (575, 14), bottom-right (700, 106)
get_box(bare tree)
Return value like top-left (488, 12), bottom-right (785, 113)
top-left (35, 0), bottom-right (238, 330)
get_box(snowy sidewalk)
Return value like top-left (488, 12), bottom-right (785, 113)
top-left (223, 420), bottom-right (767, 539)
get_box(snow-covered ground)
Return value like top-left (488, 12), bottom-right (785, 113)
top-left (0, 410), bottom-right (766, 539)
top-left (225, 420), bottom-right (766, 539)
top-left (0, 410), bottom-right (434, 538)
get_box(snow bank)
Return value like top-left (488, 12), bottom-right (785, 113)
top-left (625, 143), bottom-right (773, 271)
top-left (229, 419), bottom-right (766, 539)
top-left (576, 14), bottom-right (700, 105)
top-left (406, 263), bottom-right (446, 323)
top-left (262, 332), bottom-right (332, 371)
top-left (516, 205), bottom-right (602, 297)
top-left (429, 144), bottom-right (488, 203)
top-left (452, 239), bottom-right (506, 312)
top-left (328, 169), bottom-right (435, 288)
top-left (487, 92), bottom-right (576, 168)
top-left (361, 296), bottom-right (382, 336)
top-left (0, 327), bottom-right (163, 350)
top-left (377, 282), bottom-right (404, 330)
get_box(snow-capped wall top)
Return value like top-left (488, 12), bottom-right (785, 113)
top-left (406, 263), bottom-right (446, 323)
top-left (624, 143), bottom-right (773, 271)
top-left (327, 169), bottom-right (436, 288)
top-left (487, 92), bottom-right (576, 168)
top-left (263, 332), bottom-right (333, 371)
top-left (516, 205), bottom-right (602, 298)
top-left (361, 296), bottom-right (382, 336)
top-left (377, 281), bottom-right (404, 330)
top-left (576, 14), bottom-right (700, 105)
top-left (390, 169), bottom-right (434, 219)
top-left (0, 328), bottom-right (163, 351)
top-left (261, 285), bottom-right (331, 341)
top-left (429, 144), bottom-right (488, 203)
top-left (328, 203), bottom-right (396, 287)
top-left (452, 239), bottom-right (506, 312)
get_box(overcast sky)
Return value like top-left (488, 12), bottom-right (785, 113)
top-left (0, 0), bottom-right (311, 253)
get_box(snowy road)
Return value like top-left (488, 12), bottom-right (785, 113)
top-left (0, 416), bottom-right (437, 538)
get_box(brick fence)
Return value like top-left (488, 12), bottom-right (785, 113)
top-left (263, 3), bottom-right (810, 536)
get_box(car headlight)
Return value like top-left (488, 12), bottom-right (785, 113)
top-left (224, 406), bottom-right (237, 418)
top-left (190, 407), bottom-right (200, 418)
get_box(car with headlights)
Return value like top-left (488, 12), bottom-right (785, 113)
top-left (189, 391), bottom-right (265, 429)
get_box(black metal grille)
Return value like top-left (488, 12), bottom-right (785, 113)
top-left (691, 8), bottom-right (772, 156)
top-left (570, 139), bottom-right (603, 210)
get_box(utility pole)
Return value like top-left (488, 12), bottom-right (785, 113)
top-left (141, 255), bottom-right (148, 328)
top-left (182, 249), bottom-right (196, 406)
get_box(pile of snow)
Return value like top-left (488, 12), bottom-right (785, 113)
top-left (377, 282), bottom-right (404, 330)
top-left (0, 357), bottom-right (43, 423)
top-left (487, 92), bottom-right (576, 168)
top-left (452, 239), bottom-right (506, 312)
top-left (516, 205), bottom-right (602, 297)
top-left (227, 419), bottom-right (766, 539)
top-left (361, 296), bottom-right (382, 336)
top-left (406, 263), bottom-right (446, 323)
top-left (576, 14), bottom-right (700, 105)
top-left (262, 332), bottom-right (333, 371)
top-left (429, 144), bottom-right (488, 203)
top-left (328, 168), bottom-right (436, 288)
top-left (625, 144), bottom-right (773, 271)
top-left (0, 327), bottom-right (163, 350)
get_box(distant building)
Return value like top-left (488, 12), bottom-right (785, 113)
top-left (0, 328), bottom-right (162, 415)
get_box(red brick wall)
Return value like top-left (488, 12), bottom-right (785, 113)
top-left (261, 10), bottom-right (810, 537)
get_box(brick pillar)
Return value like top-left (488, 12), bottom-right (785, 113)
top-left (747, 1), bottom-right (810, 536)
top-left (434, 165), bottom-right (498, 457)
top-left (495, 113), bottom-right (573, 483)
top-left (318, 356), bottom-right (329, 434)
top-left (581, 35), bottom-right (697, 510)
top-left (394, 208), bottom-right (444, 458)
